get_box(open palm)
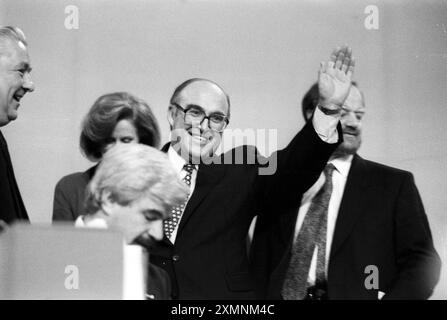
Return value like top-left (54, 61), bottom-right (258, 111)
top-left (318, 46), bottom-right (355, 107)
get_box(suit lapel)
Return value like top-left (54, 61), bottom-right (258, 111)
top-left (176, 158), bottom-right (227, 237)
top-left (330, 154), bottom-right (370, 259)
top-left (160, 143), bottom-right (227, 239)
top-left (0, 131), bottom-right (12, 169)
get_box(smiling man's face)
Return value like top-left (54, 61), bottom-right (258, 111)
top-left (0, 39), bottom-right (34, 127)
top-left (168, 80), bottom-right (229, 162)
top-left (333, 85), bottom-right (365, 158)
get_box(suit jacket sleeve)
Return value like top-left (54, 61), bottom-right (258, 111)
top-left (384, 172), bottom-right (441, 299)
top-left (256, 119), bottom-right (342, 215)
top-left (52, 179), bottom-right (76, 221)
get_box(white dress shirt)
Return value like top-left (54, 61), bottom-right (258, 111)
top-left (311, 107), bottom-right (340, 144)
top-left (293, 155), bottom-right (353, 286)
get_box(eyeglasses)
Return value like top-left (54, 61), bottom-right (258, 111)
top-left (172, 103), bottom-right (229, 132)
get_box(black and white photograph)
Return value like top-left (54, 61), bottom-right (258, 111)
top-left (0, 0), bottom-right (446, 305)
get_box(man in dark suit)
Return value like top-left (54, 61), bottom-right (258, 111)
top-left (148, 46), bottom-right (355, 299)
top-left (250, 82), bottom-right (441, 300)
top-left (0, 26), bottom-right (35, 224)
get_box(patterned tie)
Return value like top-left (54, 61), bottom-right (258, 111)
top-left (281, 163), bottom-right (336, 300)
top-left (163, 164), bottom-right (195, 239)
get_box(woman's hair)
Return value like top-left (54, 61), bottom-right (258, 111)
top-left (85, 144), bottom-right (188, 215)
top-left (80, 92), bottom-right (161, 161)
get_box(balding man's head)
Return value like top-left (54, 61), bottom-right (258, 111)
top-left (167, 78), bottom-right (230, 163)
top-left (170, 78), bottom-right (231, 120)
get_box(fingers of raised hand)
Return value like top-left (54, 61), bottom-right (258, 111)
top-left (346, 57), bottom-right (355, 79)
top-left (328, 47), bottom-right (339, 69)
top-left (319, 61), bottom-right (327, 74)
top-left (329, 47), bottom-right (339, 63)
top-left (330, 45), bottom-right (352, 73)
top-left (323, 46), bottom-right (355, 81)
top-left (341, 48), bottom-right (352, 73)
top-left (335, 52), bottom-right (344, 70)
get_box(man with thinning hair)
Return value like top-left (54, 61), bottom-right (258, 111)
top-left (78, 143), bottom-right (189, 299)
top-left (0, 26), bottom-right (35, 224)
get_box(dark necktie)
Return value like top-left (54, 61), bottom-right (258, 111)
top-left (281, 163), bottom-right (336, 300)
top-left (163, 164), bottom-right (195, 239)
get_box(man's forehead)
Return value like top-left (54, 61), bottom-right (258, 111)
top-left (139, 194), bottom-right (176, 218)
top-left (177, 81), bottom-right (228, 109)
top-left (0, 39), bottom-right (30, 66)
top-left (140, 195), bottom-right (164, 211)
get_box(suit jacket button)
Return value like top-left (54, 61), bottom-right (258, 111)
top-left (172, 254), bottom-right (180, 262)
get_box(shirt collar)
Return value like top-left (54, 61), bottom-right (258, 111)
top-left (329, 154), bottom-right (354, 178)
top-left (168, 146), bottom-right (198, 174)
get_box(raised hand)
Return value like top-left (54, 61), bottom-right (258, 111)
top-left (318, 45), bottom-right (355, 112)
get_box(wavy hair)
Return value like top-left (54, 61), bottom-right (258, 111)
top-left (80, 92), bottom-right (161, 161)
top-left (85, 144), bottom-right (188, 215)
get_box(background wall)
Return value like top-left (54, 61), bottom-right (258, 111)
top-left (1, 0), bottom-right (446, 298)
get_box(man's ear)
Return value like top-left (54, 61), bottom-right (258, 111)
top-left (306, 109), bottom-right (314, 122)
top-left (167, 105), bottom-right (176, 128)
top-left (100, 191), bottom-right (114, 216)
